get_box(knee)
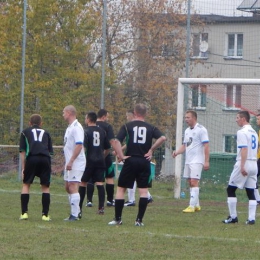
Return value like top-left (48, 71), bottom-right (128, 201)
top-left (227, 185), bottom-right (237, 197)
top-left (190, 179), bottom-right (199, 187)
top-left (106, 178), bottom-right (114, 184)
top-left (246, 188), bottom-right (255, 200)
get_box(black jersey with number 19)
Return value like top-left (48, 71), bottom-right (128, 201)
top-left (116, 120), bottom-right (163, 157)
top-left (19, 125), bottom-right (53, 158)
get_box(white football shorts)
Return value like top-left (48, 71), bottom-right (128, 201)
top-left (183, 163), bottom-right (203, 180)
top-left (228, 161), bottom-right (257, 189)
top-left (63, 170), bottom-right (84, 182)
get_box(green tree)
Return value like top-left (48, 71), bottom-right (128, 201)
top-left (0, 0), bottom-right (99, 144)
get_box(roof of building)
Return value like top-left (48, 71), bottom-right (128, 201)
top-left (237, 0), bottom-right (260, 13)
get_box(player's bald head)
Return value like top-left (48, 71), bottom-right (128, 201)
top-left (64, 105), bottom-right (77, 116)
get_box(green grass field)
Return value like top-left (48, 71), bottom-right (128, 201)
top-left (0, 173), bottom-right (259, 260)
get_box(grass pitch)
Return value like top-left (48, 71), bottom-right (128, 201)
top-left (0, 173), bottom-right (259, 260)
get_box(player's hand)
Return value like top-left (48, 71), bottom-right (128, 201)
top-left (241, 168), bottom-right (247, 176)
top-left (144, 150), bottom-right (153, 161)
top-left (66, 163), bottom-right (72, 171)
top-left (203, 162), bottom-right (209, 171)
top-left (172, 151), bottom-right (178, 158)
top-left (117, 156), bottom-right (130, 163)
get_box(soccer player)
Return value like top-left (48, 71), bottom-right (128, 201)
top-left (172, 110), bottom-right (209, 213)
top-left (123, 110), bottom-right (153, 207)
top-left (63, 105), bottom-right (86, 221)
top-left (86, 109), bottom-right (116, 207)
top-left (19, 114), bottom-right (53, 221)
top-left (78, 112), bottom-right (111, 217)
top-left (108, 103), bottom-right (166, 226)
top-left (222, 111), bottom-right (258, 225)
top-left (254, 113), bottom-right (260, 203)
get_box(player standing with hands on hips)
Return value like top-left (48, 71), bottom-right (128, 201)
top-left (172, 110), bottom-right (209, 213)
top-left (222, 111), bottom-right (258, 225)
top-left (108, 103), bottom-right (166, 226)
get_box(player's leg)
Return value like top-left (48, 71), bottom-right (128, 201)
top-left (108, 162), bottom-right (131, 225)
top-left (254, 159), bottom-right (260, 203)
top-left (105, 155), bottom-right (115, 206)
top-left (135, 187), bottom-right (148, 226)
top-left (96, 181), bottom-right (105, 214)
top-left (79, 182), bottom-right (87, 213)
top-left (245, 169), bottom-right (257, 224)
top-left (40, 157), bottom-right (51, 221)
top-left (147, 181), bottom-right (153, 204)
top-left (20, 183), bottom-right (31, 220)
top-left (64, 170), bottom-right (83, 221)
top-left (223, 162), bottom-right (248, 223)
top-left (41, 185), bottom-right (50, 221)
top-left (222, 165), bottom-right (241, 223)
top-left (106, 177), bottom-right (115, 206)
top-left (245, 188), bottom-right (257, 224)
top-left (223, 185), bottom-right (238, 223)
top-left (183, 164), bottom-right (202, 213)
top-left (86, 179), bottom-right (94, 207)
top-left (79, 168), bottom-right (90, 212)
top-left (125, 182), bottom-right (136, 206)
top-left (95, 168), bottom-right (106, 214)
top-left (68, 182), bottom-right (80, 218)
top-left (135, 158), bottom-right (150, 226)
top-left (189, 179), bottom-right (200, 207)
top-left (20, 157), bottom-right (35, 220)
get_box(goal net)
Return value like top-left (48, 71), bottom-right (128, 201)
top-left (174, 78), bottom-right (260, 199)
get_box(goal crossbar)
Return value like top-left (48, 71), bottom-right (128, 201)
top-left (174, 78), bottom-right (260, 198)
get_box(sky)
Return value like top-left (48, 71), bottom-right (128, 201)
top-left (191, 0), bottom-right (252, 16)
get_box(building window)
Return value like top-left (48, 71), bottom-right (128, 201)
top-left (224, 135), bottom-right (237, 153)
top-left (191, 33), bottom-right (208, 58)
top-left (226, 33), bottom-right (243, 57)
top-left (191, 84), bottom-right (207, 108)
top-left (225, 85), bottom-right (241, 109)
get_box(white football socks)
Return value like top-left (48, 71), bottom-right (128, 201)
top-left (227, 197), bottom-right (237, 219)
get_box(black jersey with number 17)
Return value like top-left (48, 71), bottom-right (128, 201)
top-left (116, 120), bottom-right (163, 157)
top-left (19, 125), bottom-right (53, 158)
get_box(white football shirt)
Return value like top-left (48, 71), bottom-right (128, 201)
top-left (183, 123), bottom-right (209, 165)
top-left (236, 124), bottom-right (258, 161)
top-left (64, 119), bottom-right (86, 171)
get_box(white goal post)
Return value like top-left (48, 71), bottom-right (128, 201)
top-left (174, 78), bottom-right (260, 198)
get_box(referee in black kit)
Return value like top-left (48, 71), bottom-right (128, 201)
top-left (108, 103), bottom-right (166, 226)
top-left (19, 114), bottom-right (53, 221)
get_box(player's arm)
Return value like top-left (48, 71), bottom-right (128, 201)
top-left (66, 143), bottom-right (83, 171)
top-left (113, 125), bottom-right (130, 161)
top-left (20, 151), bottom-right (26, 171)
top-left (19, 132), bottom-right (26, 173)
top-left (112, 139), bottom-right (127, 161)
top-left (145, 135), bottom-right (166, 161)
top-left (240, 147), bottom-right (248, 176)
top-left (203, 142), bottom-right (210, 170)
top-left (121, 144), bottom-right (126, 151)
top-left (112, 143), bottom-right (126, 156)
top-left (48, 133), bottom-right (54, 156)
top-left (172, 144), bottom-right (186, 158)
top-left (104, 149), bottom-right (110, 158)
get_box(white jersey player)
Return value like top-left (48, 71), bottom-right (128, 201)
top-left (223, 111), bottom-right (258, 225)
top-left (63, 105), bottom-right (86, 221)
top-left (173, 110), bottom-right (210, 213)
